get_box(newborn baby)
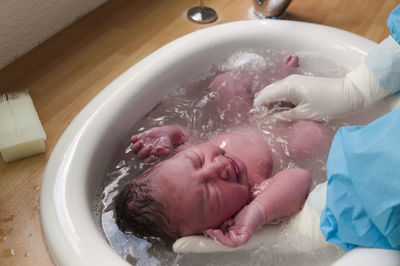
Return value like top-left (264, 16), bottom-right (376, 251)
top-left (115, 53), bottom-right (331, 247)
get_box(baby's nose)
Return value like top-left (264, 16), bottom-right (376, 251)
top-left (210, 144), bottom-right (226, 157)
top-left (219, 167), bottom-right (229, 180)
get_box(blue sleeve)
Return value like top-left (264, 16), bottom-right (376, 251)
top-left (320, 108), bottom-right (400, 250)
top-left (388, 5), bottom-right (400, 44)
top-left (365, 5), bottom-right (400, 95)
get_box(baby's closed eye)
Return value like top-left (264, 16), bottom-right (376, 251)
top-left (186, 150), bottom-right (203, 169)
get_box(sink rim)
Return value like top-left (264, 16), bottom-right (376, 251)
top-left (41, 19), bottom-right (391, 266)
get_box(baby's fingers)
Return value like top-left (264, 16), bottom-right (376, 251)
top-left (137, 144), bottom-right (154, 159)
top-left (143, 155), bottom-right (156, 163)
top-left (205, 229), bottom-right (223, 242)
top-left (131, 134), bottom-right (143, 143)
top-left (132, 139), bottom-right (144, 153)
top-left (205, 229), bottom-right (235, 248)
top-left (219, 218), bottom-right (235, 232)
top-left (155, 145), bottom-right (172, 156)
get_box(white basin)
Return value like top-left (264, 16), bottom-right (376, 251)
top-left (40, 20), bottom-right (400, 266)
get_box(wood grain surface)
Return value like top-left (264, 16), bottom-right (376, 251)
top-left (0, 0), bottom-right (398, 265)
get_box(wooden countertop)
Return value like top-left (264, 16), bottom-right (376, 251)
top-left (0, 0), bottom-right (398, 265)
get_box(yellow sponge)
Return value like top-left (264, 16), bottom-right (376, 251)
top-left (0, 90), bottom-right (46, 162)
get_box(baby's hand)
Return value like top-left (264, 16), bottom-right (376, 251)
top-left (131, 126), bottom-right (183, 162)
top-left (205, 202), bottom-right (265, 248)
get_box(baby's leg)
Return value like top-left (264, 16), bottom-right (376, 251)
top-left (209, 72), bottom-right (253, 114)
top-left (285, 121), bottom-right (333, 159)
top-left (285, 55), bottom-right (299, 68)
top-left (276, 55), bottom-right (299, 80)
top-left (256, 55), bottom-right (299, 93)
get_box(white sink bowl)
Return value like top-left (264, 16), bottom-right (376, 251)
top-left (40, 20), bottom-right (400, 266)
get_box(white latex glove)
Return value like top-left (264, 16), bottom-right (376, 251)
top-left (253, 62), bottom-right (389, 120)
top-left (173, 183), bottom-right (334, 254)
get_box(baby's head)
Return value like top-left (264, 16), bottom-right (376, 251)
top-left (116, 143), bottom-right (249, 242)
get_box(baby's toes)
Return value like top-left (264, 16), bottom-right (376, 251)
top-left (285, 55), bottom-right (299, 67)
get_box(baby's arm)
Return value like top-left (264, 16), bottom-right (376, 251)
top-left (253, 168), bottom-right (311, 221)
top-left (285, 120), bottom-right (333, 159)
top-left (131, 125), bottom-right (188, 162)
top-left (206, 168), bottom-right (311, 247)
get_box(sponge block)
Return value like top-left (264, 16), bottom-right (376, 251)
top-left (0, 91), bottom-right (46, 162)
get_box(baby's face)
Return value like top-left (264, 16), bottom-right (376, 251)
top-left (152, 143), bottom-right (249, 236)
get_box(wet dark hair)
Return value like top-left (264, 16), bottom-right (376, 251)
top-left (115, 166), bottom-right (180, 243)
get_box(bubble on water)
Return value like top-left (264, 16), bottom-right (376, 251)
top-left (196, 91), bottom-right (218, 108)
top-left (125, 143), bottom-right (133, 154)
top-left (220, 50), bottom-right (267, 73)
top-left (116, 160), bottom-right (126, 169)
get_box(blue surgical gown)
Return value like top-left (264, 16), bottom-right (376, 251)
top-left (320, 5), bottom-right (400, 250)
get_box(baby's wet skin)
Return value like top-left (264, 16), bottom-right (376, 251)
top-left (208, 54), bottom-right (300, 119)
top-left (122, 52), bottom-right (333, 245)
top-left (151, 143), bottom-right (249, 236)
top-left (209, 128), bottom-right (273, 189)
top-left (127, 118), bottom-right (332, 239)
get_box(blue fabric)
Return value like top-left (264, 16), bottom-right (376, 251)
top-left (365, 5), bottom-right (400, 94)
top-left (365, 37), bottom-right (400, 94)
top-left (388, 5), bottom-right (400, 44)
top-left (320, 108), bottom-right (400, 250)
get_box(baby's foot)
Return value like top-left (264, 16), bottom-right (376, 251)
top-left (285, 55), bottom-right (299, 68)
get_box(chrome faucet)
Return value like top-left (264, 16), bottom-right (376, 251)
top-left (253, 0), bottom-right (292, 18)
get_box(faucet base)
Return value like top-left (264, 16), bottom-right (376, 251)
top-left (187, 6), bottom-right (217, 24)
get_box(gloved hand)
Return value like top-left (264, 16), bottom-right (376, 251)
top-left (253, 36), bottom-right (398, 120)
top-left (205, 201), bottom-right (265, 248)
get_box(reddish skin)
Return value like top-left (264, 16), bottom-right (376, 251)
top-left (131, 121), bottom-right (329, 247)
top-left (209, 72), bottom-right (253, 115)
top-left (209, 55), bottom-right (299, 117)
top-left (129, 54), bottom-right (329, 247)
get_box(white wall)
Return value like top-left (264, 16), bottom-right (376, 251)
top-left (0, 0), bottom-right (108, 69)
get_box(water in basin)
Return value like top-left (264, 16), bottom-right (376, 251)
top-left (95, 49), bottom-right (348, 266)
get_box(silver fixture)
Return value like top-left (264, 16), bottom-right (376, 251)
top-left (187, 0), bottom-right (217, 24)
top-left (253, 0), bottom-right (292, 18)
